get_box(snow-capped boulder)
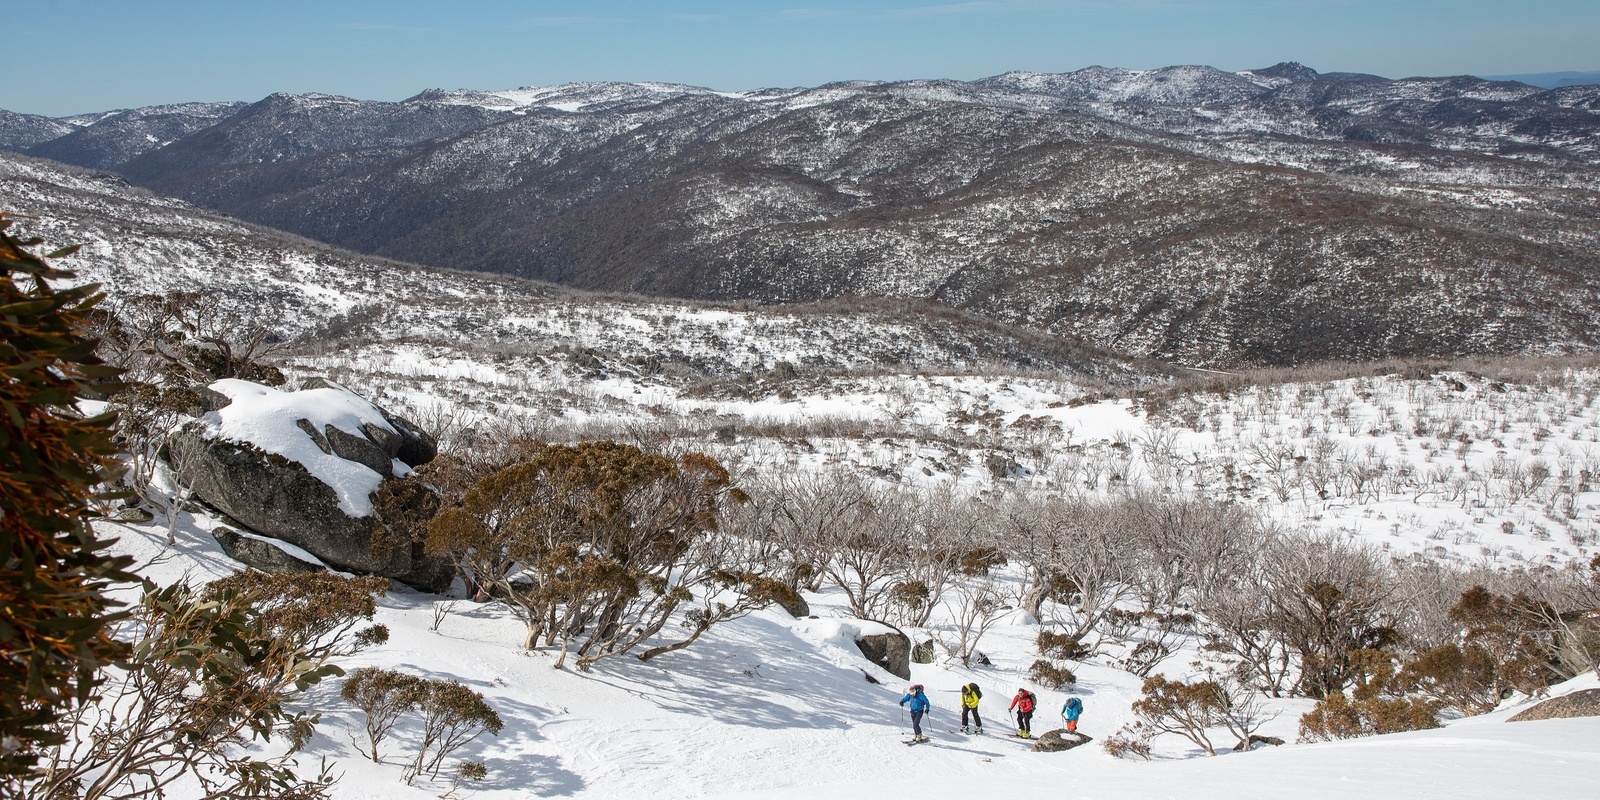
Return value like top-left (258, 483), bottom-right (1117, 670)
top-left (1031, 729), bottom-right (1092, 753)
top-left (853, 625), bottom-right (912, 681)
top-left (1508, 689), bottom-right (1600, 722)
top-left (167, 379), bottom-right (451, 591)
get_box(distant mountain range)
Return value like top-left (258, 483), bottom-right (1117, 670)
top-left (1482, 70), bottom-right (1600, 89)
top-left (4, 62), bottom-right (1599, 368)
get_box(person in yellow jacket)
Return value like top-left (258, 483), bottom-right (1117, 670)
top-left (959, 682), bottom-right (984, 734)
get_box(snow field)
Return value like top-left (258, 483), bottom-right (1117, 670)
top-left (101, 510), bottom-right (1598, 800)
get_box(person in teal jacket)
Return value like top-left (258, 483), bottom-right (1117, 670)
top-left (1062, 695), bottom-right (1083, 733)
top-left (900, 684), bottom-right (932, 742)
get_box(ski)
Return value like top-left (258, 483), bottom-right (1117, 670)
top-left (904, 738), bottom-right (932, 746)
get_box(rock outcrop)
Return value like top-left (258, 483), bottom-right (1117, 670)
top-left (1233, 734), bottom-right (1286, 750)
top-left (855, 629), bottom-right (912, 681)
top-left (1031, 729), bottom-right (1093, 753)
top-left (1508, 689), bottom-right (1600, 722)
top-left (169, 379), bottom-right (451, 591)
top-left (210, 526), bottom-right (326, 574)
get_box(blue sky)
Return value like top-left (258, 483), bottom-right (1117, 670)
top-left (5, 0), bottom-right (1598, 116)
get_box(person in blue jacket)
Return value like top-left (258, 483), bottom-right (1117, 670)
top-left (1062, 695), bottom-right (1083, 733)
top-left (900, 684), bottom-right (933, 742)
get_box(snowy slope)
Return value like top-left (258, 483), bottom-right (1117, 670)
top-left (103, 510), bottom-right (1599, 800)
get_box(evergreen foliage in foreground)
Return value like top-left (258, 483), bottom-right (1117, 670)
top-left (0, 217), bottom-right (135, 776)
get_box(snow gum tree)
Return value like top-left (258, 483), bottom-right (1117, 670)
top-left (426, 441), bottom-right (775, 668)
top-left (16, 578), bottom-right (373, 800)
top-left (0, 219), bottom-right (135, 779)
top-left (1127, 675), bottom-right (1229, 756)
top-left (1250, 533), bottom-right (1397, 698)
top-left (1398, 585), bottom-right (1559, 708)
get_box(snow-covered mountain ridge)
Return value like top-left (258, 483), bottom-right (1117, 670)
top-left (6, 62), bottom-right (1599, 368)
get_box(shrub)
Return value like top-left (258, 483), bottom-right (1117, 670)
top-left (446, 760), bottom-right (489, 798)
top-left (1129, 675), bottom-right (1228, 756)
top-left (1119, 641), bottom-right (1174, 678)
top-left (957, 546), bottom-right (1007, 576)
top-left (341, 667), bottom-right (425, 762)
top-left (369, 474), bottom-right (443, 561)
top-left (1298, 691), bottom-right (1441, 741)
top-left (205, 571), bottom-right (391, 660)
top-left (427, 442), bottom-right (770, 668)
top-left (0, 220), bottom-right (135, 779)
top-left (1396, 642), bottom-right (1499, 716)
top-left (20, 582), bottom-right (341, 799)
top-left (1447, 586), bottom-right (1557, 695)
top-left (1297, 691), bottom-right (1362, 741)
top-left (1300, 646), bottom-right (1443, 741)
top-left (1101, 727), bottom-right (1152, 760)
top-left (409, 680), bottom-right (504, 783)
top-left (100, 290), bottom-right (287, 386)
top-left (1036, 629), bottom-right (1089, 661)
top-left (889, 580), bottom-right (931, 617)
top-left (1028, 659), bottom-right (1078, 689)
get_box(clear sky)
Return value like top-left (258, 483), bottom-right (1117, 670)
top-left (5, 0), bottom-right (1598, 116)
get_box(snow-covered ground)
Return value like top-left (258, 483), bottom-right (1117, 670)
top-left (103, 507), bottom-right (1598, 800)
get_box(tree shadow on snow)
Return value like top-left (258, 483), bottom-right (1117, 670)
top-left (306, 661), bottom-right (588, 794)
top-left (578, 612), bottom-right (912, 732)
top-left (471, 752), bottom-right (586, 796)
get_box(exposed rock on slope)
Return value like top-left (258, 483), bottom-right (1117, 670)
top-left (1031, 729), bottom-right (1093, 752)
top-left (855, 628), bottom-right (912, 681)
top-left (1508, 689), bottom-right (1600, 722)
top-left (167, 379), bottom-right (451, 591)
top-left (210, 526), bottom-right (326, 575)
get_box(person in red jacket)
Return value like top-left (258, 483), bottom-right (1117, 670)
top-left (1008, 687), bottom-right (1037, 739)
